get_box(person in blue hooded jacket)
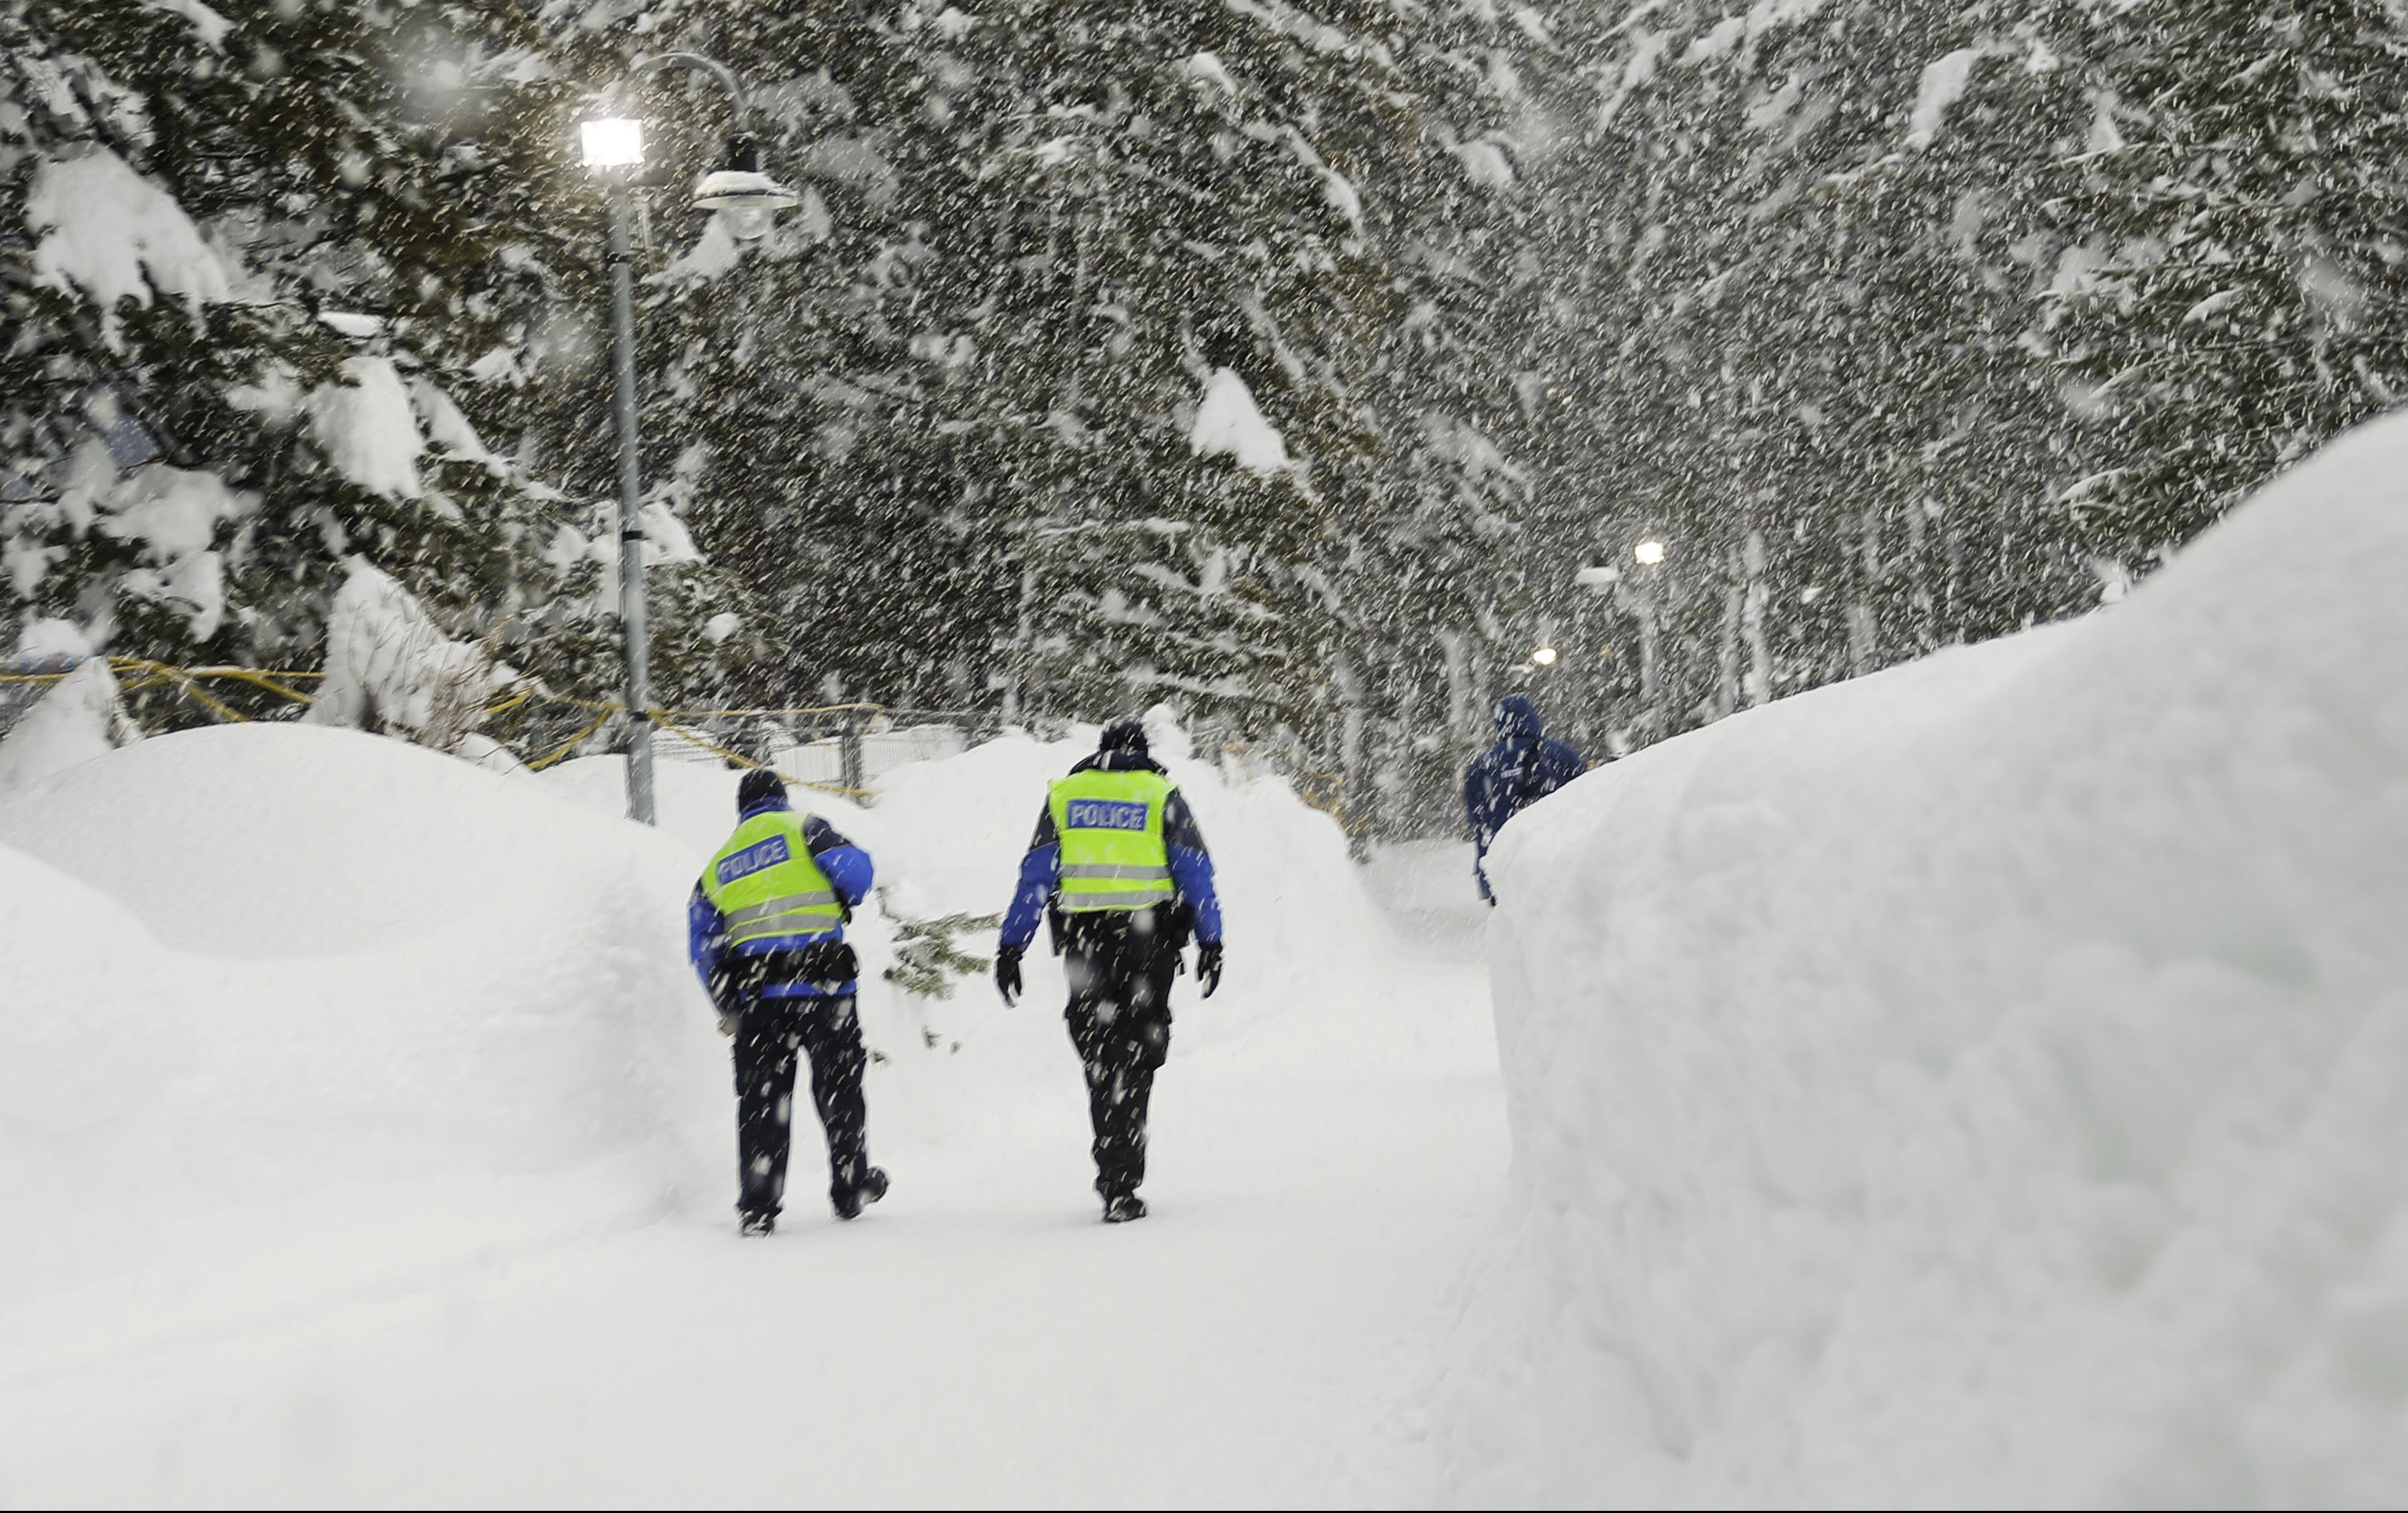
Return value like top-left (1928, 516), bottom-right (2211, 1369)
top-left (689, 768), bottom-right (882, 1235)
top-left (1463, 694), bottom-right (1587, 904)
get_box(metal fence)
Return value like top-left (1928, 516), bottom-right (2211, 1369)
top-left (0, 655), bottom-right (1391, 843)
top-left (634, 705), bottom-right (1026, 795)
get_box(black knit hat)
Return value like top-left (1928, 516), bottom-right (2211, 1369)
top-left (1099, 716), bottom-right (1149, 755)
top-left (737, 768), bottom-right (788, 813)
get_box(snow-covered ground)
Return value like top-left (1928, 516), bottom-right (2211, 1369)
top-left (1442, 416), bottom-right (2408, 1506)
top-left (16, 420), bottom-right (2406, 1507)
top-left (0, 715), bottom-right (1503, 1504)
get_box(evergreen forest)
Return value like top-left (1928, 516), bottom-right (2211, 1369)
top-left (6, 0), bottom-right (2403, 836)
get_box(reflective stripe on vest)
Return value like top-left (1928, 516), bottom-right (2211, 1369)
top-left (701, 812), bottom-right (845, 946)
top-left (1048, 769), bottom-right (1175, 914)
top-left (723, 892), bottom-right (839, 931)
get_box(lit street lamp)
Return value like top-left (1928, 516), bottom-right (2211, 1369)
top-left (580, 53), bottom-right (800, 826)
top-left (1583, 538), bottom-right (1670, 740)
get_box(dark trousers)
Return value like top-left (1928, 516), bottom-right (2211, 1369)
top-left (732, 994), bottom-right (870, 1219)
top-left (1062, 909), bottom-right (1181, 1199)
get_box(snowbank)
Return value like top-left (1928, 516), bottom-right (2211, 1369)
top-left (0, 724), bottom-right (724, 1319)
top-left (1443, 416), bottom-right (2408, 1505)
top-left (539, 711), bottom-right (1392, 1115)
top-left (1, 707), bottom-right (1390, 1380)
top-left (0, 703), bottom-right (1494, 1507)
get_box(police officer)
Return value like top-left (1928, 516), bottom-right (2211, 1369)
top-left (689, 769), bottom-right (886, 1235)
top-left (994, 717), bottom-right (1224, 1223)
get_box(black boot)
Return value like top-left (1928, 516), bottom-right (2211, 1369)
top-left (739, 1209), bottom-right (777, 1237)
top-left (1103, 1192), bottom-right (1148, 1224)
top-left (834, 1165), bottom-right (890, 1220)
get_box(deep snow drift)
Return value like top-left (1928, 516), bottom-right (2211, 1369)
top-left (0, 711), bottom-right (1502, 1504)
top-left (1445, 417), bottom-right (2408, 1506)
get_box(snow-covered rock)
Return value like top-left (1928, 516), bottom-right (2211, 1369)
top-left (1441, 414), bottom-right (2408, 1506)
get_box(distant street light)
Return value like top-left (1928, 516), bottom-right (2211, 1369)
top-left (1530, 645), bottom-right (1558, 667)
top-left (1633, 538), bottom-right (1668, 566)
top-left (580, 53), bottom-right (800, 826)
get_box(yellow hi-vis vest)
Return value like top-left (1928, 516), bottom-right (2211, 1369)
top-left (1049, 769), bottom-right (1176, 913)
top-left (702, 811), bottom-right (844, 947)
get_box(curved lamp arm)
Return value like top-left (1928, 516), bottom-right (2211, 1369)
top-left (622, 52), bottom-right (749, 133)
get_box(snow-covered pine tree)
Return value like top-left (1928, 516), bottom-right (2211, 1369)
top-left (2049, 0), bottom-right (2408, 576)
top-left (572, 0), bottom-right (1541, 780)
top-left (1, 0), bottom-right (757, 735)
top-left (1318, 0), bottom-right (1543, 829)
top-left (1493, 2), bottom-right (2134, 751)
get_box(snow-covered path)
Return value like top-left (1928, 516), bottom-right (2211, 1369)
top-left (1, 836), bottom-right (1502, 1507)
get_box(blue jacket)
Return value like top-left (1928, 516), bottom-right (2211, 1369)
top-left (1463, 695), bottom-right (1586, 901)
top-left (1000, 750), bottom-right (1222, 951)
top-left (688, 793), bottom-right (875, 999)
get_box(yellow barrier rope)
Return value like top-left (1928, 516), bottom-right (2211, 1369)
top-left (7, 658), bottom-right (895, 800)
top-left (8, 660), bottom-right (882, 726)
top-left (104, 657), bottom-right (255, 724)
top-left (523, 706), bottom-right (616, 771)
top-left (176, 665), bottom-right (320, 704)
top-left (4, 660), bottom-right (320, 705)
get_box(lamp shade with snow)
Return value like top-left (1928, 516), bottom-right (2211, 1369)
top-left (692, 133), bottom-right (798, 240)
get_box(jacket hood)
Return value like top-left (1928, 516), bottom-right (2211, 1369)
top-left (736, 768), bottom-right (792, 818)
top-left (1495, 694), bottom-right (1543, 742)
top-left (1098, 715), bottom-right (1149, 757)
top-left (1070, 748), bottom-right (1168, 776)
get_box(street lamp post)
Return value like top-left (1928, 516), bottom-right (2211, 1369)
top-left (1578, 537), bottom-right (1672, 744)
top-left (580, 53), bottom-right (799, 826)
top-left (1628, 539), bottom-right (1668, 739)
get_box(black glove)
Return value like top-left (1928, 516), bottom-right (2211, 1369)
top-left (996, 946), bottom-right (1023, 1007)
top-left (1196, 941), bottom-right (1223, 999)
